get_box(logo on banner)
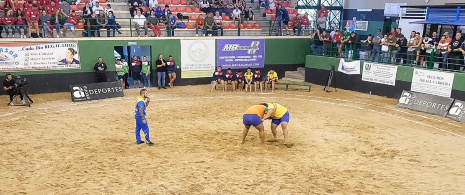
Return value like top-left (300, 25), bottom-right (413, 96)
top-left (188, 40), bottom-right (209, 63)
top-left (338, 58), bottom-right (360, 75)
top-left (70, 82), bottom-right (124, 102)
top-left (398, 91), bottom-right (413, 105)
top-left (364, 63), bottom-right (371, 71)
top-left (72, 86), bottom-right (87, 98)
top-left (397, 90), bottom-right (454, 117)
top-left (222, 41), bottom-right (261, 54)
top-left (446, 100), bottom-right (465, 122)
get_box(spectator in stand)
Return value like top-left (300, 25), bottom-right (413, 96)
top-left (60, 0), bottom-right (71, 15)
top-left (396, 28), bottom-right (403, 40)
top-left (438, 35), bottom-right (450, 69)
top-left (291, 13), bottom-right (301, 36)
top-left (92, 2), bottom-right (104, 14)
top-left (131, 55), bottom-right (143, 88)
top-left (195, 13), bottom-right (205, 36)
top-left (162, 4), bottom-right (171, 20)
top-left (380, 34), bottom-right (389, 62)
top-left (51, 9), bottom-right (66, 38)
top-left (419, 35), bottom-right (433, 67)
top-left (166, 13), bottom-right (176, 37)
top-left (275, 4), bottom-right (283, 36)
top-left (106, 11), bottom-right (118, 37)
top-left (310, 29), bottom-right (323, 55)
top-left (3, 10), bottom-right (17, 38)
top-left (14, 9), bottom-right (28, 38)
top-left (331, 27), bottom-right (342, 57)
top-left (148, 0), bottom-right (158, 10)
top-left (211, 0), bottom-right (222, 16)
top-left (211, 66), bottom-right (224, 92)
top-left (204, 12), bottom-right (214, 36)
top-left (244, 6), bottom-right (254, 22)
top-left (321, 30), bottom-right (331, 55)
top-left (128, 0), bottom-right (143, 18)
top-left (154, 6), bottom-right (163, 19)
top-left (82, 2), bottom-right (93, 19)
top-left (88, 12), bottom-right (99, 37)
top-left (200, 0), bottom-right (211, 14)
top-left (155, 54), bottom-right (167, 89)
top-left (95, 10), bottom-right (107, 37)
top-left (213, 11), bottom-right (223, 36)
top-left (63, 10), bottom-right (79, 37)
top-left (26, 4), bottom-right (40, 38)
top-left (47, 1), bottom-right (59, 16)
top-left (225, 0), bottom-right (234, 17)
top-left (371, 29), bottom-right (383, 62)
top-left (232, 6), bottom-right (241, 26)
top-left (146, 10), bottom-right (162, 37)
top-left (105, 4), bottom-right (113, 16)
top-left (300, 12), bottom-right (310, 35)
top-left (133, 10), bottom-right (148, 37)
top-left (39, 9), bottom-right (52, 38)
top-left (388, 33), bottom-right (397, 62)
top-left (406, 31), bottom-right (419, 65)
top-left (340, 28), bottom-right (350, 58)
top-left (347, 32), bottom-right (359, 59)
top-left (390, 27), bottom-right (397, 37)
top-left (363, 34), bottom-right (373, 61)
top-left (395, 34), bottom-right (408, 64)
top-left (166, 55), bottom-right (176, 87)
top-left (448, 32), bottom-right (464, 70)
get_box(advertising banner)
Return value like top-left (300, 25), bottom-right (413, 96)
top-left (0, 41), bottom-right (80, 72)
top-left (446, 100), bottom-right (465, 123)
top-left (181, 40), bottom-right (216, 78)
top-left (217, 39), bottom-right (265, 69)
top-left (397, 90), bottom-right (454, 117)
top-left (70, 82), bottom-right (124, 102)
top-left (411, 69), bottom-right (455, 97)
top-left (362, 62), bottom-right (398, 86)
top-left (338, 58), bottom-right (361, 75)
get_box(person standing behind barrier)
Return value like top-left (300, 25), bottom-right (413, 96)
top-left (134, 88), bottom-right (154, 146)
top-left (94, 57), bottom-right (108, 83)
top-left (241, 104), bottom-right (267, 145)
top-left (448, 32), bottom-right (464, 71)
top-left (372, 29), bottom-right (383, 62)
top-left (121, 58), bottom-right (130, 89)
top-left (115, 59), bottom-right (125, 89)
top-left (155, 54), bottom-right (167, 89)
top-left (141, 56), bottom-right (151, 88)
top-left (275, 4), bottom-right (283, 36)
top-left (131, 56), bottom-right (143, 88)
top-left (261, 103), bottom-right (290, 145)
top-left (166, 55), bottom-right (177, 88)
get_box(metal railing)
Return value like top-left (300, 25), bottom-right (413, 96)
top-left (309, 40), bottom-right (465, 72)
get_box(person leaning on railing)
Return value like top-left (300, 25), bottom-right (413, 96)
top-left (437, 35), bottom-right (450, 69)
top-left (310, 29), bottom-right (323, 55)
top-left (371, 29), bottom-right (383, 62)
top-left (395, 34), bottom-right (408, 64)
top-left (363, 34), bottom-right (373, 61)
top-left (448, 32), bottom-right (464, 71)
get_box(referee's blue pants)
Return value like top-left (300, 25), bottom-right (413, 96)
top-left (135, 116), bottom-right (152, 143)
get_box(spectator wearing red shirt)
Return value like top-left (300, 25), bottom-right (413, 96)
top-left (26, 4), bottom-right (40, 37)
top-left (3, 9), bottom-right (17, 37)
top-left (63, 10), bottom-right (79, 37)
top-left (146, 10), bottom-right (161, 37)
top-left (331, 27), bottom-right (343, 57)
top-left (291, 13), bottom-right (301, 36)
top-left (24, 1), bottom-right (33, 14)
top-left (47, 1), bottom-right (59, 15)
top-left (14, 9), bottom-right (28, 38)
top-left (11, 0), bottom-right (24, 11)
top-left (195, 13), bottom-right (205, 36)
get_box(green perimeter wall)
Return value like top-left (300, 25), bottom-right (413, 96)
top-left (305, 55), bottom-right (465, 92)
top-left (12, 38), bottom-right (311, 75)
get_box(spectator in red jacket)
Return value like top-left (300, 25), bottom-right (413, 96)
top-left (11, 0), bottom-right (24, 11)
top-left (3, 9), bottom-right (17, 38)
top-left (24, 1), bottom-right (33, 13)
top-left (46, 1), bottom-right (59, 15)
top-left (15, 9), bottom-right (28, 38)
top-left (63, 10), bottom-right (79, 37)
top-left (26, 4), bottom-right (40, 37)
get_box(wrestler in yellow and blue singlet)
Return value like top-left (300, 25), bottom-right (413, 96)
top-left (265, 103), bottom-right (290, 125)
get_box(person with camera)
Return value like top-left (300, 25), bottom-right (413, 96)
top-left (3, 74), bottom-right (24, 106)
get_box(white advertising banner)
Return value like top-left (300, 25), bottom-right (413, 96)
top-left (411, 69), bottom-right (455, 97)
top-left (338, 58), bottom-right (361, 75)
top-left (180, 40), bottom-right (216, 78)
top-left (362, 62), bottom-right (398, 86)
top-left (0, 42), bottom-right (80, 72)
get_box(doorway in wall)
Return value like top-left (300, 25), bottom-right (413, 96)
top-left (382, 18), bottom-right (393, 35)
top-left (114, 45), bottom-right (152, 88)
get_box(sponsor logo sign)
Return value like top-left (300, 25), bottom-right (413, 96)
top-left (411, 69), bottom-right (455, 97)
top-left (180, 40), bottom-right (216, 78)
top-left (0, 41), bottom-right (80, 72)
top-left (70, 82), bottom-right (124, 102)
top-left (362, 62), bottom-right (398, 86)
top-left (217, 39), bottom-right (265, 69)
top-left (337, 58), bottom-right (361, 75)
top-left (397, 90), bottom-right (454, 117)
top-left (446, 100), bottom-right (465, 123)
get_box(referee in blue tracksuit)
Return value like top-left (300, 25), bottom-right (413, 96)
top-left (135, 88), bottom-right (154, 146)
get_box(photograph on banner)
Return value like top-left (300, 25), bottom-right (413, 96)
top-left (362, 62), bottom-right (398, 86)
top-left (180, 40), bottom-right (216, 78)
top-left (411, 69), bottom-right (455, 98)
top-left (446, 99), bottom-right (465, 123)
top-left (217, 39), bottom-right (264, 69)
top-left (0, 42), bottom-right (80, 72)
top-left (337, 58), bottom-right (360, 75)
top-left (397, 90), bottom-right (454, 117)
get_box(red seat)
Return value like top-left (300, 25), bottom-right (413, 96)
top-left (189, 14), bottom-right (197, 20)
top-left (245, 23), bottom-right (252, 29)
top-left (76, 22), bottom-right (84, 29)
top-left (239, 24), bottom-right (244, 29)
top-left (171, 0), bottom-right (179, 4)
top-left (222, 23), bottom-right (229, 29)
top-left (286, 2), bottom-right (293, 8)
top-left (229, 23), bottom-right (236, 29)
top-left (98, 0), bottom-right (105, 3)
top-left (271, 16), bottom-right (276, 21)
top-left (141, 6), bottom-right (149, 13)
top-left (193, 7), bottom-right (200, 13)
top-left (265, 9), bottom-right (271, 14)
top-left (222, 15), bottom-right (230, 21)
top-left (176, 7), bottom-right (183, 12)
top-left (184, 7), bottom-right (192, 12)
top-left (186, 22), bottom-right (195, 29)
top-left (271, 9), bottom-right (276, 14)
top-left (180, 0), bottom-right (187, 5)
top-left (71, 5), bottom-right (79, 11)
top-left (253, 23), bottom-right (260, 29)
top-left (164, 0), bottom-right (170, 4)
top-left (293, 9), bottom-right (298, 14)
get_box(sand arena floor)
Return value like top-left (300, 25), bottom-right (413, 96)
top-left (1, 84), bottom-right (464, 195)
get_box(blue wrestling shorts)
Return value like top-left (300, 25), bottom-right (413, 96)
top-left (243, 114), bottom-right (263, 126)
top-left (271, 111), bottom-right (290, 125)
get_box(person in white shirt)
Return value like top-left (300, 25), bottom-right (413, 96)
top-left (104, 4), bottom-right (113, 16)
top-left (133, 10), bottom-right (148, 37)
top-left (232, 6), bottom-right (241, 26)
top-left (148, 0), bottom-right (158, 10)
top-left (92, 2), bottom-right (104, 15)
top-left (381, 34), bottom-right (389, 63)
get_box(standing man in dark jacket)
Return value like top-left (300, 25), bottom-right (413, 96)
top-left (396, 34), bottom-right (408, 64)
top-left (155, 54), bottom-right (167, 89)
top-left (94, 57), bottom-right (108, 83)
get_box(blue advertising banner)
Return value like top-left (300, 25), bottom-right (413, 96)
top-left (217, 39), bottom-right (265, 69)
